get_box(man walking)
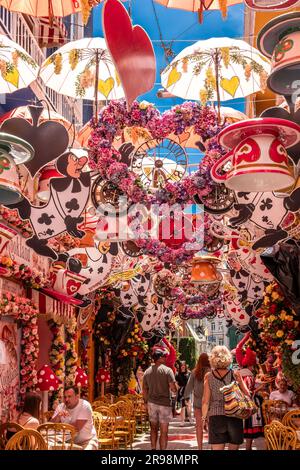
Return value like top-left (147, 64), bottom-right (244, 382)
top-left (143, 348), bottom-right (178, 450)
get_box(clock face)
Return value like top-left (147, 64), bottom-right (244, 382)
top-left (131, 138), bottom-right (187, 187)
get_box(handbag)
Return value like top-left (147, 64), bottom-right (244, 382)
top-left (218, 371), bottom-right (258, 420)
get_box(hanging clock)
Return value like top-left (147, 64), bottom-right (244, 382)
top-left (131, 137), bottom-right (187, 187)
top-left (121, 240), bottom-right (144, 258)
top-left (91, 176), bottom-right (126, 216)
top-left (203, 235), bottom-right (224, 253)
top-left (194, 183), bottom-right (236, 214)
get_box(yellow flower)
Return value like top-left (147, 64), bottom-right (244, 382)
top-left (264, 298), bottom-right (270, 306)
top-left (127, 339), bottom-right (132, 343)
top-left (286, 315), bottom-right (294, 321)
top-left (285, 340), bottom-right (294, 345)
top-left (139, 101), bottom-right (151, 110)
top-left (269, 315), bottom-right (276, 322)
top-left (280, 313), bottom-right (286, 321)
top-left (133, 352), bottom-right (137, 356)
top-left (123, 352), bottom-right (128, 357)
top-left (272, 292), bottom-right (279, 301)
top-left (266, 285), bottom-right (273, 294)
top-left (276, 330), bottom-right (284, 338)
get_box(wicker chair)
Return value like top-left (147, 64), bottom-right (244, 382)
top-left (282, 409), bottom-right (300, 450)
top-left (262, 400), bottom-right (289, 425)
top-left (37, 423), bottom-right (76, 450)
top-left (0, 422), bottom-right (24, 450)
top-left (5, 429), bottom-right (47, 450)
top-left (264, 420), bottom-right (297, 450)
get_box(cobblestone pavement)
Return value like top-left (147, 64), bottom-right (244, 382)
top-left (133, 416), bottom-right (266, 450)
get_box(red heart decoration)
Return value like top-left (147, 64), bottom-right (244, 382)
top-left (103, 0), bottom-right (156, 109)
top-left (231, 308), bottom-right (237, 313)
top-left (239, 314), bottom-right (245, 319)
top-left (242, 248), bottom-right (249, 254)
top-left (66, 279), bottom-right (81, 296)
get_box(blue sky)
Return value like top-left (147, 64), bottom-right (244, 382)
top-left (93, 1), bottom-right (245, 173)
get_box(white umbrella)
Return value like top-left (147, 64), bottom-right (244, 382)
top-left (0, 35), bottom-right (38, 93)
top-left (161, 37), bottom-right (271, 113)
top-left (39, 37), bottom-right (125, 116)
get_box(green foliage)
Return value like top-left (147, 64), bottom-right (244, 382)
top-left (282, 348), bottom-right (300, 393)
top-left (178, 337), bottom-right (196, 369)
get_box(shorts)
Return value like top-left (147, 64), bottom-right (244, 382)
top-left (209, 415), bottom-right (244, 445)
top-left (148, 402), bottom-right (173, 424)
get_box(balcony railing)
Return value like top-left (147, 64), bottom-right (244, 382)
top-left (0, 7), bottom-right (82, 126)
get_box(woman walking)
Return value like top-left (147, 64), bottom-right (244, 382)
top-left (175, 362), bottom-right (191, 426)
top-left (202, 346), bottom-right (250, 450)
top-left (184, 353), bottom-right (210, 449)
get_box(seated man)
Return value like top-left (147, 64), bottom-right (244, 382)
top-left (269, 376), bottom-right (296, 406)
top-left (51, 385), bottom-right (98, 450)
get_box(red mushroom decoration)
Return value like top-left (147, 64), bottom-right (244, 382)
top-left (96, 368), bottom-right (111, 398)
top-left (36, 364), bottom-right (59, 417)
top-left (75, 366), bottom-right (88, 396)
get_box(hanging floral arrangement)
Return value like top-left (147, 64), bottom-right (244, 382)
top-left (255, 282), bottom-right (299, 355)
top-left (88, 99), bottom-right (222, 206)
top-left (0, 293), bottom-right (39, 401)
top-left (118, 323), bottom-right (149, 360)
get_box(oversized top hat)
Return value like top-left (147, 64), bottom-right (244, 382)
top-left (257, 12), bottom-right (300, 96)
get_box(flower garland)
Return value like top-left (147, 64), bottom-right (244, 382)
top-left (173, 288), bottom-right (222, 319)
top-left (0, 293), bottom-right (39, 400)
top-left (0, 207), bottom-right (32, 238)
top-left (255, 282), bottom-right (300, 354)
top-left (65, 319), bottom-right (78, 387)
top-left (0, 255), bottom-right (50, 289)
top-left (48, 319), bottom-right (65, 404)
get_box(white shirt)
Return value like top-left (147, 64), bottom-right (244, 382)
top-left (269, 390), bottom-right (296, 406)
top-left (53, 399), bottom-right (97, 444)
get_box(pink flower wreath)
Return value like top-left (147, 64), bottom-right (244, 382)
top-left (88, 100), bottom-right (224, 264)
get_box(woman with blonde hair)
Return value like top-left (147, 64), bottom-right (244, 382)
top-left (184, 352), bottom-right (210, 449)
top-left (202, 346), bottom-right (250, 450)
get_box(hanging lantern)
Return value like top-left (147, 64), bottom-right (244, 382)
top-left (257, 12), bottom-right (300, 96)
top-left (36, 164), bottom-right (62, 202)
top-left (190, 256), bottom-right (222, 297)
top-left (0, 133), bottom-right (34, 204)
top-left (211, 118), bottom-right (300, 192)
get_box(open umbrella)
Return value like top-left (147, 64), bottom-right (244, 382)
top-left (0, 0), bottom-right (104, 24)
top-left (161, 37), bottom-right (270, 119)
top-left (0, 35), bottom-right (38, 92)
top-left (39, 37), bottom-right (125, 117)
top-left (0, 0), bottom-right (81, 17)
top-left (155, 0), bottom-right (242, 22)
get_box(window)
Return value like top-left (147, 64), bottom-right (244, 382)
top-left (218, 338), bottom-right (223, 346)
top-left (211, 323), bottom-right (215, 332)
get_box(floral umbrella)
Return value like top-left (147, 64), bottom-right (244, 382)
top-left (0, 35), bottom-right (38, 92)
top-left (161, 37), bottom-right (270, 117)
top-left (39, 37), bottom-right (125, 116)
top-left (0, 1), bottom-right (104, 24)
top-left (155, 0), bottom-right (242, 22)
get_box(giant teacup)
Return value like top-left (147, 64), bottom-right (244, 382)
top-left (211, 118), bottom-right (300, 192)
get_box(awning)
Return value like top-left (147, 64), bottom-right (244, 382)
top-left (29, 289), bottom-right (75, 321)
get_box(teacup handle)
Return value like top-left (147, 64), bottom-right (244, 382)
top-left (211, 151), bottom-right (233, 183)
